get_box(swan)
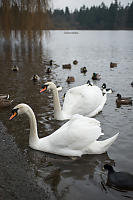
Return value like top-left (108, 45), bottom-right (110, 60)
top-left (9, 103), bottom-right (119, 157)
top-left (40, 82), bottom-right (108, 120)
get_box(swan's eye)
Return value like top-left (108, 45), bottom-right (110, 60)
top-left (9, 108), bottom-right (18, 120)
top-left (40, 84), bottom-right (48, 93)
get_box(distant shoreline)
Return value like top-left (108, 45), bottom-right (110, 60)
top-left (49, 28), bottom-right (133, 31)
top-left (0, 29), bottom-right (133, 32)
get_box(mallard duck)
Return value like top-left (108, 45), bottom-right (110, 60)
top-left (110, 62), bottom-right (117, 68)
top-left (31, 74), bottom-right (40, 82)
top-left (80, 67), bottom-right (87, 73)
top-left (104, 164), bottom-right (133, 191)
top-left (0, 95), bottom-right (13, 108)
top-left (9, 103), bottom-right (119, 157)
top-left (40, 82), bottom-right (108, 120)
top-left (44, 60), bottom-right (54, 66)
top-left (73, 60), bottom-right (78, 65)
top-left (116, 94), bottom-right (132, 105)
top-left (12, 65), bottom-right (19, 71)
top-left (62, 64), bottom-right (71, 69)
top-left (92, 73), bottom-right (101, 80)
top-left (66, 76), bottom-right (75, 84)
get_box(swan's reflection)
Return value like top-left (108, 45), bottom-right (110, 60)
top-left (27, 150), bottom-right (114, 199)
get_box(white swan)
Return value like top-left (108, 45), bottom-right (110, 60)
top-left (40, 82), bottom-right (108, 120)
top-left (9, 103), bottom-right (119, 157)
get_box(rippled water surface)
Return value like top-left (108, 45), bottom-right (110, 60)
top-left (0, 30), bottom-right (133, 199)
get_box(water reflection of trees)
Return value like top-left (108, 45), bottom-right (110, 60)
top-left (0, 30), bottom-right (47, 63)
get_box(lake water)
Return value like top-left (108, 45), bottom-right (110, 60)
top-left (0, 30), bottom-right (133, 199)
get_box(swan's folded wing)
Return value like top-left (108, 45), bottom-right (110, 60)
top-left (63, 85), bottom-right (103, 116)
top-left (44, 114), bottom-right (102, 151)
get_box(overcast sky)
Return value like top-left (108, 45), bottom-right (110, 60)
top-left (52, 0), bottom-right (132, 11)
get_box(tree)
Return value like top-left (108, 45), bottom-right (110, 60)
top-left (127, 1), bottom-right (133, 28)
top-left (0, 0), bottom-right (50, 31)
top-left (65, 7), bottom-right (70, 15)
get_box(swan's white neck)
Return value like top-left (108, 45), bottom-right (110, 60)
top-left (26, 107), bottom-right (39, 147)
top-left (52, 88), bottom-right (64, 120)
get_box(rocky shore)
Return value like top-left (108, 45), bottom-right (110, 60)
top-left (0, 121), bottom-right (47, 200)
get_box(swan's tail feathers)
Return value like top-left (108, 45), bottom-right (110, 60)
top-left (87, 133), bottom-right (119, 154)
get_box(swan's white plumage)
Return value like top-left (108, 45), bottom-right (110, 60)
top-left (63, 84), bottom-right (103, 117)
top-left (42, 82), bottom-right (107, 120)
top-left (10, 103), bottom-right (119, 157)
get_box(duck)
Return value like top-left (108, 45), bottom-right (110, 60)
top-left (40, 82), bottom-right (109, 120)
top-left (57, 86), bottom-right (62, 92)
top-left (49, 60), bottom-right (53, 66)
top-left (0, 94), bottom-right (13, 108)
top-left (63, 93), bottom-right (66, 100)
top-left (80, 67), bottom-right (87, 74)
top-left (116, 94), bottom-right (132, 105)
top-left (0, 94), bottom-right (10, 99)
top-left (66, 76), bottom-right (75, 84)
top-left (101, 83), bottom-right (113, 94)
top-left (46, 67), bottom-right (51, 74)
top-left (12, 65), bottom-right (19, 71)
top-left (31, 74), bottom-right (40, 82)
top-left (86, 80), bottom-right (93, 86)
top-left (9, 103), bottom-right (119, 157)
top-left (92, 73), bottom-right (101, 80)
top-left (131, 82), bottom-right (133, 87)
top-left (110, 62), bottom-right (117, 68)
top-left (73, 60), bottom-right (78, 65)
top-left (62, 64), bottom-right (71, 69)
top-left (104, 164), bottom-right (133, 191)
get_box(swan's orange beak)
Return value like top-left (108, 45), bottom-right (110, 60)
top-left (9, 112), bottom-right (17, 120)
top-left (40, 87), bottom-right (46, 93)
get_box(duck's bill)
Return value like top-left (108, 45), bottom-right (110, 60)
top-left (9, 112), bottom-right (17, 120)
top-left (40, 87), bottom-right (46, 93)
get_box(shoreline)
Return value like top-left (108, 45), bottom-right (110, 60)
top-left (0, 121), bottom-right (47, 200)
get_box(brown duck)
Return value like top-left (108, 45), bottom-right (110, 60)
top-left (110, 62), bottom-right (117, 68)
top-left (66, 76), bottom-right (75, 84)
top-left (116, 93), bottom-right (132, 106)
